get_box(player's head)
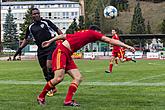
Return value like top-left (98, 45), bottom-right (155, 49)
top-left (31, 8), bottom-right (41, 22)
top-left (111, 28), bottom-right (118, 35)
top-left (88, 25), bottom-right (101, 32)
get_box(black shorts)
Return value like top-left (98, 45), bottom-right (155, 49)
top-left (37, 46), bottom-right (55, 68)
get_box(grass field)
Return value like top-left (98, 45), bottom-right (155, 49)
top-left (0, 59), bottom-right (165, 110)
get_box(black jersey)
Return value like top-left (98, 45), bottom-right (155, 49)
top-left (24, 19), bottom-right (60, 58)
top-left (25, 19), bottom-right (59, 51)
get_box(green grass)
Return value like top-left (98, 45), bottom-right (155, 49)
top-left (0, 60), bottom-right (165, 110)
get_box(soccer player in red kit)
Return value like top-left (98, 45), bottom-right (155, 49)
top-left (105, 29), bottom-right (121, 73)
top-left (119, 47), bottom-right (136, 63)
top-left (37, 25), bottom-right (135, 106)
top-left (105, 29), bottom-right (136, 73)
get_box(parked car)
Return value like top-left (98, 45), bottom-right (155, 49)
top-left (3, 48), bottom-right (16, 53)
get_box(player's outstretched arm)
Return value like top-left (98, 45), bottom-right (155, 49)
top-left (42, 34), bottom-right (66, 48)
top-left (13, 39), bottom-right (29, 60)
top-left (101, 36), bottom-right (135, 53)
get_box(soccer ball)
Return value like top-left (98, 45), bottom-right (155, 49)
top-left (104, 6), bottom-right (118, 19)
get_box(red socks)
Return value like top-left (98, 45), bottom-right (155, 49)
top-left (39, 81), bottom-right (54, 98)
top-left (109, 64), bottom-right (113, 73)
top-left (64, 83), bottom-right (78, 103)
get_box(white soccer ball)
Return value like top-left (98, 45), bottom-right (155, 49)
top-left (104, 6), bottom-right (118, 19)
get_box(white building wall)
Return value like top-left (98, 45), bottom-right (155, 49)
top-left (1, 1), bottom-right (80, 41)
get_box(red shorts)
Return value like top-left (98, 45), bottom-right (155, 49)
top-left (112, 49), bottom-right (125, 59)
top-left (52, 44), bottom-right (77, 72)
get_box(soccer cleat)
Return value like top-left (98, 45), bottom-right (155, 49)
top-left (64, 100), bottom-right (80, 107)
top-left (132, 59), bottom-right (136, 63)
top-left (105, 70), bottom-right (112, 73)
top-left (46, 88), bottom-right (57, 97)
top-left (131, 58), bottom-right (136, 63)
top-left (46, 91), bottom-right (54, 97)
top-left (37, 96), bottom-right (45, 106)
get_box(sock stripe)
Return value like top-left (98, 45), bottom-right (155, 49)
top-left (48, 81), bottom-right (54, 88)
top-left (71, 83), bottom-right (78, 89)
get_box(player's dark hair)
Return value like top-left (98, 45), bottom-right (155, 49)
top-left (112, 28), bottom-right (118, 33)
top-left (88, 25), bottom-right (101, 32)
top-left (31, 8), bottom-right (39, 14)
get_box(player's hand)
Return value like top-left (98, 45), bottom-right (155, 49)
top-left (42, 41), bottom-right (51, 48)
top-left (127, 46), bottom-right (135, 53)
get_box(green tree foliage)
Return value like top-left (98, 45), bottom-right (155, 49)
top-left (129, 2), bottom-right (146, 47)
top-left (110, 0), bottom-right (129, 12)
top-left (94, 8), bottom-right (101, 28)
top-left (66, 18), bottom-right (78, 34)
top-left (160, 19), bottom-right (165, 45)
top-left (146, 20), bottom-right (152, 34)
top-left (19, 5), bottom-right (34, 40)
top-left (130, 2), bottom-right (146, 34)
top-left (78, 15), bottom-right (85, 30)
top-left (161, 19), bottom-right (165, 34)
top-left (3, 7), bottom-right (18, 49)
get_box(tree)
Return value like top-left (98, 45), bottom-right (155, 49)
top-left (130, 2), bottom-right (146, 34)
top-left (161, 19), bottom-right (165, 34)
top-left (94, 8), bottom-right (101, 28)
top-left (19, 5), bottom-right (34, 40)
top-left (3, 7), bottom-right (18, 49)
top-left (160, 19), bottom-right (165, 46)
top-left (146, 20), bottom-right (152, 34)
top-left (78, 15), bottom-right (85, 30)
top-left (66, 18), bottom-right (78, 34)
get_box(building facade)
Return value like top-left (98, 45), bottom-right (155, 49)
top-left (1, 0), bottom-right (80, 41)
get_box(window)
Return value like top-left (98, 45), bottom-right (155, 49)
top-left (75, 12), bottom-right (78, 16)
top-left (71, 12), bottom-right (74, 16)
top-left (49, 12), bottom-right (51, 17)
top-left (68, 4), bottom-right (72, 8)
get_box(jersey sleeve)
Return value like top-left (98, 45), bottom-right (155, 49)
top-left (46, 19), bottom-right (59, 32)
top-left (24, 26), bottom-right (30, 39)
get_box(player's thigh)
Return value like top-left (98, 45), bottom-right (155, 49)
top-left (46, 50), bottom-right (54, 68)
top-left (51, 69), bottom-right (65, 84)
top-left (110, 55), bottom-right (115, 62)
top-left (67, 69), bottom-right (82, 80)
top-left (46, 60), bottom-right (52, 69)
top-left (55, 69), bottom-right (65, 79)
top-left (38, 55), bottom-right (47, 69)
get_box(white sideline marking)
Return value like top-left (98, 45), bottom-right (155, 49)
top-left (0, 80), bottom-right (165, 86)
top-left (129, 73), bottom-right (165, 83)
top-left (148, 62), bottom-right (162, 66)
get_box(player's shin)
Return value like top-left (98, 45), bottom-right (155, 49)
top-left (39, 81), bottom-right (54, 98)
top-left (64, 82), bottom-right (79, 103)
top-left (109, 63), bottom-right (113, 73)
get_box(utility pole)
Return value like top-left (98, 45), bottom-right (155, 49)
top-left (79, 0), bottom-right (85, 17)
top-left (0, 0), bottom-right (2, 52)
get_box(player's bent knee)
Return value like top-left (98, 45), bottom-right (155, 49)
top-left (75, 75), bottom-right (83, 83)
top-left (55, 75), bottom-right (64, 83)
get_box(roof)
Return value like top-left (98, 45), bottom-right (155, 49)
top-left (1, 0), bottom-right (79, 6)
top-left (106, 34), bottom-right (165, 39)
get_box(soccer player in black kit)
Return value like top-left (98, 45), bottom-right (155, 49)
top-left (13, 8), bottom-right (63, 96)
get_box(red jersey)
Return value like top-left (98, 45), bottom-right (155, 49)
top-left (66, 30), bottom-right (104, 52)
top-left (112, 34), bottom-right (121, 52)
